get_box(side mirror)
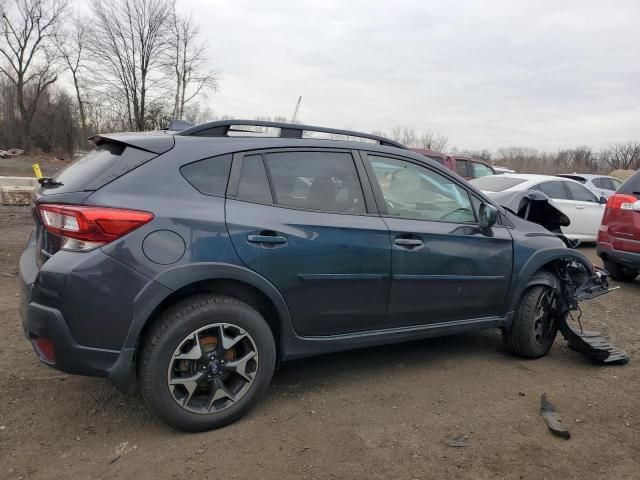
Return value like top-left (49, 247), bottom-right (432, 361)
top-left (479, 203), bottom-right (498, 228)
top-left (599, 196), bottom-right (607, 204)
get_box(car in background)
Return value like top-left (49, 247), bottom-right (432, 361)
top-left (556, 174), bottom-right (622, 199)
top-left (597, 169), bottom-right (640, 282)
top-left (411, 149), bottom-right (495, 180)
top-left (471, 174), bottom-right (606, 242)
top-left (494, 166), bottom-right (516, 174)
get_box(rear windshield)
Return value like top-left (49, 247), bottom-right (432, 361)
top-left (470, 176), bottom-right (527, 192)
top-left (618, 171), bottom-right (640, 198)
top-left (51, 143), bottom-right (157, 192)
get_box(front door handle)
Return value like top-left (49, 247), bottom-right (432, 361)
top-left (394, 238), bottom-right (424, 248)
top-left (247, 233), bottom-right (287, 244)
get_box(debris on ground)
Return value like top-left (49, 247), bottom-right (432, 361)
top-left (445, 434), bottom-right (470, 447)
top-left (540, 393), bottom-right (570, 440)
top-left (0, 148), bottom-right (24, 158)
top-left (108, 442), bottom-right (137, 464)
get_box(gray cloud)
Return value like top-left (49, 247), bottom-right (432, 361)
top-left (181, 0), bottom-right (640, 150)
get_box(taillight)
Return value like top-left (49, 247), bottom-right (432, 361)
top-left (606, 194), bottom-right (640, 211)
top-left (33, 337), bottom-right (56, 363)
top-left (37, 204), bottom-right (153, 251)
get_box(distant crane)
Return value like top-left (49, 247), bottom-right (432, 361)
top-left (290, 95), bottom-right (302, 123)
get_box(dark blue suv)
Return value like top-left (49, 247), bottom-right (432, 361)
top-left (19, 120), bottom-right (612, 431)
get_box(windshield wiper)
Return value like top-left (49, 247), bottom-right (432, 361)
top-left (37, 177), bottom-right (63, 187)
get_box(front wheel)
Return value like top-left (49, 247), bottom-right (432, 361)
top-left (138, 295), bottom-right (276, 432)
top-left (503, 285), bottom-right (560, 358)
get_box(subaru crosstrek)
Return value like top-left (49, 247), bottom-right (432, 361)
top-left (20, 120), bottom-right (619, 431)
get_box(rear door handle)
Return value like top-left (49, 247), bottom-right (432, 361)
top-left (576, 205), bottom-right (584, 210)
top-left (247, 234), bottom-right (287, 244)
top-left (393, 238), bottom-right (424, 248)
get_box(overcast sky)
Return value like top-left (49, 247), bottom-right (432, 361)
top-left (176, 0), bottom-right (639, 151)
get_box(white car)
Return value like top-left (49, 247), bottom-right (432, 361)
top-left (555, 174), bottom-right (623, 199)
top-left (471, 174), bottom-right (607, 242)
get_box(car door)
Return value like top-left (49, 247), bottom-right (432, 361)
top-left (225, 149), bottom-right (391, 337)
top-left (362, 152), bottom-right (513, 327)
top-left (563, 181), bottom-right (605, 240)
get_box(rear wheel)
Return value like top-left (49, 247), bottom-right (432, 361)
top-left (138, 294), bottom-right (276, 432)
top-left (603, 260), bottom-right (638, 283)
top-left (504, 285), bottom-right (559, 358)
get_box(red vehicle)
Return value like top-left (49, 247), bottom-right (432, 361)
top-left (597, 170), bottom-right (640, 282)
top-left (410, 149), bottom-right (495, 180)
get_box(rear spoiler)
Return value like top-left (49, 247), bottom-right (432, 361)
top-left (90, 132), bottom-right (175, 155)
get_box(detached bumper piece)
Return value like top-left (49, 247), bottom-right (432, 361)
top-left (559, 321), bottom-right (629, 365)
top-left (557, 264), bottom-right (629, 365)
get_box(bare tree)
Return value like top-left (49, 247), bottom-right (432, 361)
top-left (0, 0), bottom-right (68, 151)
top-left (599, 142), bottom-right (640, 171)
top-left (416, 130), bottom-right (448, 151)
top-left (168, 8), bottom-right (218, 120)
top-left (55, 15), bottom-right (87, 139)
top-left (88, 0), bottom-right (173, 131)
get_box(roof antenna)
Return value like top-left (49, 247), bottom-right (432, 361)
top-left (290, 95), bottom-right (302, 123)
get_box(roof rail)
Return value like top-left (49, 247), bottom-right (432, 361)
top-left (176, 119), bottom-right (405, 148)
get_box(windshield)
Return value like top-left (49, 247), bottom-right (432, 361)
top-left (470, 176), bottom-right (527, 192)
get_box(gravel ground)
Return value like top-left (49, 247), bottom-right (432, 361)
top-left (0, 205), bottom-right (639, 480)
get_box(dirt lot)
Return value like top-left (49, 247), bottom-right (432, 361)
top-left (0, 155), bottom-right (69, 178)
top-left (0, 205), bottom-right (639, 480)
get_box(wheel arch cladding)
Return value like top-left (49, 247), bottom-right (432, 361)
top-left (507, 247), bottom-right (593, 313)
top-left (130, 263), bottom-right (293, 355)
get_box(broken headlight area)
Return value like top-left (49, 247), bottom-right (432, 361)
top-left (553, 259), bottom-right (629, 365)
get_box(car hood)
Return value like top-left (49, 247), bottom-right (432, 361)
top-left (488, 190), bottom-right (570, 233)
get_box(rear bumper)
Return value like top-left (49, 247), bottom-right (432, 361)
top-left (18, 234), bottom-right (149, 391)
top-left (21, 300), bottom-right (120, 377)
top-left (597, 243), bottom-right (640, 271)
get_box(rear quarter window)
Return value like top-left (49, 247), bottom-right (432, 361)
top-left (180, 154), bottom-right (232, 196)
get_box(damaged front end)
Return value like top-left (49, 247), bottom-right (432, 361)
top-left (488, 190), bottom-right (629, 365)
top-left (553, 259), bottom-right (629, 364)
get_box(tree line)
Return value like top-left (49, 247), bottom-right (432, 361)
top-left (0, 0), bottom-right (217, 155)
top-left (379, 127), bottom-right (640, 173)
top-left (1, 0), bottom-right (637, 174)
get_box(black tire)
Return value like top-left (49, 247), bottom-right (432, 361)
top-left (603, 260), bottom-right (638, 283)
top-left (138, 294), bottom-right (276, 432)
top-left (503, 285), bottom-right (559, 359)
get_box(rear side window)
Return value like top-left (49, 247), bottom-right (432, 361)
top-left (611, 178), bottom-right (623, 190)
top-left (535, 181), bottom-right (569, 200)
top-left (456, 159), bottom-right (468, 176)
top-left (237, 155), bottom-right (273, 204)
top-left (565, 181), bottom-right (596, 202)
top-left (471, 162), bottom-right (493, 178)
top-left (263, 151), bottom-right (365, 214)
top-left (592, 178), bottom-right (606, 189)
top-left (180, 154), bottom-right (232, 196)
